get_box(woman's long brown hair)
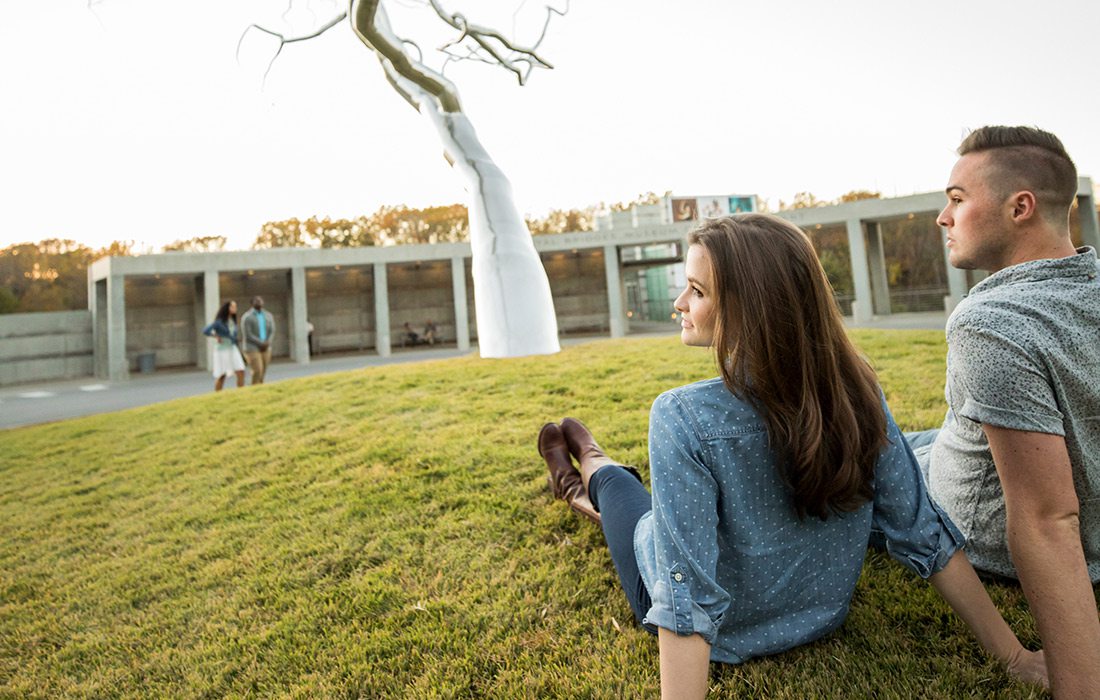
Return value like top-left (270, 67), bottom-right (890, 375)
top-left (689, 214), bottom-right (887, 520)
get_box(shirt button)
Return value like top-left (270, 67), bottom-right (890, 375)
top-left (673, 573), bottom-right (683, 582)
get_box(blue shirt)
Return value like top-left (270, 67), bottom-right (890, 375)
top-left (256, 311), bottom-right (267, 341)
top-left (634, 378), bottom-right (964, 664)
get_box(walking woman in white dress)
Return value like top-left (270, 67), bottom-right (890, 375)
top-left (203, 300), bottom-right (246, 392)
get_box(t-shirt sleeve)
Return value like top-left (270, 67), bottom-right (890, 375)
top-left (872, 402), bottom-right (965, 578)
top-left (642, 391), bottom-right (730, 644)
top-left (947, 316), bottom-right (1064, 435)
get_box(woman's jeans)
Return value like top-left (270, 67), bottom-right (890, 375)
top-left (905, 428), bottom-right (939, 479)
top-left (588, 465), bottom-right (656, 631)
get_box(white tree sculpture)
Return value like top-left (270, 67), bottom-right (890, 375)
top-left (241, 0), bottom-right (563, 358)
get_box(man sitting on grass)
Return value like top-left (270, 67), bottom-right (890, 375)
top-left (911, 125), bottom-right (1100, 698)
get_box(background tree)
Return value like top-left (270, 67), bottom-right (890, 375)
top-left (780, 190), bottom-right (881, 210)
top-left (299, 215), bottom-right (374, 248)
top-left (525, 207), bottom-right (593, 235)
top-left (779, 191), bottom-right (826, 210)
top-left (880, 214), bottom-right (952, 311)
top-left (0, 239), bottom-right (133, 314)
top-left (0, 286), bottom-right (17, 314)
top-left (609, 192), bottom-right (665, 212)
top-left (254, 204), bottom-right (470, 248)
top-left (162, 235), bottom-right (228, 253)
top-left (837, 189), bottom-right (882, 203)
top-left (376, 204), bottom-right (469, 245)
top-left (254, 217), bottom-right (312, 249)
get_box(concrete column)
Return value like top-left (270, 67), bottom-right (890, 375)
top-left (451, 256), bottom-right (470, 352)
top-left (844, 219), bottom-right (873, 323)
top-left (195, 271), bottom-right (220, 370)
top-left (941, 226), bottom-right (968, 313)
top-left (86, 271), bottom-right (96, 369)
top-left (1078, 192), bottom-right (1100, 249)
top-left (288, 267), bottom-right (310, 364)
top-left (106, 274), bottom-right (128, 381)
top-left (93, 279), bottom-right (108, 379)
top-left (373, 262), bottom-right (391, 357)
top-left (603, 244), bottom-right (626, 338)
top-left (865, 222), bottom-right (892, 315)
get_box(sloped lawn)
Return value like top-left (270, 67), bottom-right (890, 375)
top-left (0, 331), bottom-right (1057, 698)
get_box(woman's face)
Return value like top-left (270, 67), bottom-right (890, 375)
top-left (229, 300), bottom-right (237, 315)
top-left (674, 244), bottom-right (717, 347)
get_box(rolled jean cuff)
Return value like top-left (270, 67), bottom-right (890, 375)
top-left (588, 464), bottom-right (633, 512)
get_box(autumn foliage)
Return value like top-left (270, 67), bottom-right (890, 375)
top-left (253, 203), bottom-right (595, 249)
top-left (0, 239), bottom-right (134, 314)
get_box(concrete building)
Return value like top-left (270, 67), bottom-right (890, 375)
top-left (79, 180), bottom-right (1099, 382)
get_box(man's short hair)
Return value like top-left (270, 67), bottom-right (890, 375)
top-left (958, 126), bottom-right (1078, 223)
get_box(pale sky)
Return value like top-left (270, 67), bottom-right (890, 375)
top-left (2, 0), bottom-right (1098, 251)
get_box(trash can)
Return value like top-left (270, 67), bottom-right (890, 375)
top-left (137, 352), bottom-right (156, 374)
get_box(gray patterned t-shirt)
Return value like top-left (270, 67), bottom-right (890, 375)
top-left (928, 247), bottom-right (1100, 582)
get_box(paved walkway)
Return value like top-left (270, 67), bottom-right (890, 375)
top-left (0, 346), bottom-right (473, 431)
top-left (0, 313), bottom-right (947, 431)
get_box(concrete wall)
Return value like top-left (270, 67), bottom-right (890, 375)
top-left (125, 275), bottom-right (197, 370)
top-left (306, 266), bottom-right (377, 353)
top-left (457, 251), bottom-right (611, 341)
top-left (0, 310), bottom-right (93, 385)
top-left (387, 260), bottom-right (455, 345)
top-left (220, 270), bottom-right (291, 358)
top-left (542, 249), bottom-right (610, 334)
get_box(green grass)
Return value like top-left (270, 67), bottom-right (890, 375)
top-left (0, 330), bottom-right (1062, 698)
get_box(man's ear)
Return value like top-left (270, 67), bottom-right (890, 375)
top-left (1009, 190), bottom-right (1038, 223)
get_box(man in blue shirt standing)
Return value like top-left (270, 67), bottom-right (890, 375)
top-left (241, 296), bottom-right (275, 385)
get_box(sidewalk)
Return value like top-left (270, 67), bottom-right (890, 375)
top-left (0, 313), bottom-right (946, 431)
top-left (0, 346), bottom-right (471, 431)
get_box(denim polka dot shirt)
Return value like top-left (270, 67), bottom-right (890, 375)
top-left (633, 378), bottom-right (964, 664)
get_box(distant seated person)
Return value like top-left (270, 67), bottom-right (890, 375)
top-left (402, 322), bottom-right (420, 347)
top-left (423, 320), bottom-right (437, 346)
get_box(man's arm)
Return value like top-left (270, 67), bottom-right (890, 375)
top-left (984, 424), bottom-right (1100, 699)
top-left (658, 628), bottom-right (709, 700)
top-left (264, 311), bottom-right (275, 349)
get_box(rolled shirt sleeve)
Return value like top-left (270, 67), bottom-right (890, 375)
top-left (872, 402), bottom-right (966, 578)
top-left (641, 391), bottom-right (730, 644)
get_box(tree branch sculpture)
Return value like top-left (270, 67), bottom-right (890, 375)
top-left (241, 0), bottom-right (564, 357)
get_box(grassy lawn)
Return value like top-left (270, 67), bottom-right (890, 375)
top-left (0, 330), bottom-right (1065, 698)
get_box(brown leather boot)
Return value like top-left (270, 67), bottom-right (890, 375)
top-left (560, 417), bottom-right (644, 490)
top-left (538, 422), bottom-right (600, 525)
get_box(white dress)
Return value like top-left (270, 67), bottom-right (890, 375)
top-left (211, 321), bottom-right (246, 378)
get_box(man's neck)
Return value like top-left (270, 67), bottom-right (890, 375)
top-left (990, 227), bottom-right (1077, 273)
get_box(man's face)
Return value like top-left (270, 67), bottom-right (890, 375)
top-left (253, 297), bottom-right (264, 310)
top-left (936, 152), bottom-right (1013, 271)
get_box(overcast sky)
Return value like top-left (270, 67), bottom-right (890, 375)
top-left (3, 0), bottom-right (1098, 251)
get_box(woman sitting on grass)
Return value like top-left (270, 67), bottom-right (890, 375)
top-left (538, 213), bottom-right (1047, 697)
